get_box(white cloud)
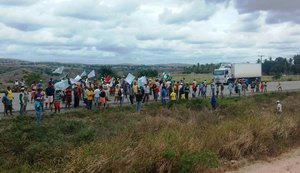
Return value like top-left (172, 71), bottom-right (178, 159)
top-left (0, 0), bottom-right (299, 64)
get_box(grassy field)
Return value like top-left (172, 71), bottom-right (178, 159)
top-left (171, 73), bottom-right (300, 83)
top-left (1, 92), bottom-right (300, 172)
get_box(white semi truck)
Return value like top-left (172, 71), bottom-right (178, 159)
top-left (213, 63), bottom-right (262, 84)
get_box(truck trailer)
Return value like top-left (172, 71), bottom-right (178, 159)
top-left (213, 63), bottom-right (262, 84)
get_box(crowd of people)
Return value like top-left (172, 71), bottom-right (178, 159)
top-left (1, 76), bottom-right (284, 126)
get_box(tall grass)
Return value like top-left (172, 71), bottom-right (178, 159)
top-left (0, 92), bottom-right (300, 172)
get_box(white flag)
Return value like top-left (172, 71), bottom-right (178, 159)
top-left (54, 80), bottom-right (69, 90)
top-left (81, 70), bottom-right (87, 77)
top-left (53, 66), bottom-right (64, 74)
top-left (88, 70), bottom-right (95, 78)
top-left (125, 73), bottom-right (135, 84)
top-left (74, 75), bottom-right (81, 82)
top-left (70, 78), bottom-right (77, 84)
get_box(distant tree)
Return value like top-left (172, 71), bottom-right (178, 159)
top-left (135, 69), bottom-right (158, 78)
top-left (96, 66), bottom-right (117, 78)
top-left (24, 71), bottom-right (41, 86)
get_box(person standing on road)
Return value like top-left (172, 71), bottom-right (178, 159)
top-left (228, 81), bottom-right (234, 96)
top-left (99, 86), bottom-right (106, 109)
top-left (136, 89), bottom-right (143, 113)
top-left (2, 92), bottom-right (12, 116)
top-left (45, 84), bottom-right (55, 111)
top-left (31, 81), bottom-right (37, 103)
top-left (19, 88), bottom-right (25, 115)
top-left (237, 82), bottom-right (242, 97)
top-left (86, 87), bottom-right (94, 110)
top-left (23, 88), bottom-right (29, 113)
top-left (34, 97), bottom-right (43, 127)
top-left (7, 87), bottom-right (13, 109)
top-left (93, 86), bottom-right (100, 107)
top-left (184, 83), bottom-right (190, 100)
top-left (211, 80), bottom-right (216, 96)
top-left (73, 85), bottom-right (80, 108)
top-left (277, 82), bottom-right (282, 92)
top-left (143, 83), bottom-right (150, 104)
top-left (220, 84), bottom-right (224, 98)
top-left (260, 81), bottom-right (265, 92)
top-left (264, 82), bottom-right (268, 93)
top-left (53, 90), bottom-right (62, 113)
top-left (161, 85), bottom-right (167, 105)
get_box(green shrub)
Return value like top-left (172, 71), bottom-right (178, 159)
top-left (59, 120), bottom-right (84, 134)
top-left (75, 128), bottom-right (95, 144)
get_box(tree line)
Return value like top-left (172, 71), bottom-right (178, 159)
top-left (258, 54), bottom-right (300, 75)
top-left (183, 54), bottom-right (300, 75)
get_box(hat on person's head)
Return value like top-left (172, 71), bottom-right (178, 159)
top-left (36, 97), bottom-right (42, 100)
top-left (21, 87), bottom-right (25, 90)
top-left (276, 100), bottom-right (280, 103)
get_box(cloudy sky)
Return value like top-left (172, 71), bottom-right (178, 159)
top-left (0, 0), bottom-right (299, 64)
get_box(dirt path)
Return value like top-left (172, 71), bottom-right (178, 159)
top-left (228, 148), bottom-right (300, 173)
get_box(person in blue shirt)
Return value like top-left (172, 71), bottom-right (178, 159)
top-left (2, 92), bottom-right (12, 116)
top-left (161, 86), bottom-right (167, 105)
top-left (228, 82), bottom-right (234, 96)
top-left (210, 93), bottom-right (217, 110)
top-left (35, 97), bottom-right (43, 127)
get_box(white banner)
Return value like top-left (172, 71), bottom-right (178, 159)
top-left (138, 76), bottom-right (147, 87)
top-left (125, 73), bottom-right (135, 84)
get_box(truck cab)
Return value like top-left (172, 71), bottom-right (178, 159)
top-left (213, 64), bottom-right (231, 84)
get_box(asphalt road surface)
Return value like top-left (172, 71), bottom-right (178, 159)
top-left (0, 81), bottom-right (299, 114)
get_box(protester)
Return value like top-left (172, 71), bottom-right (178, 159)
top-left (2, 92), bottom-right (12, 116)
top-left (73, 85), bottom-right (80, 108)
top-left (277, 82), bottom-right (282, 92)
top-left (45, 84), bottom-right (55, 111)
top-left (143, 83), bottom-right (150, 104)
top-left (31, 81), bottom-right (37, 103)
top-left (260, 81), bottom-right (265, 92)
top-left (94, 86), bottom-right (100, 107)
top-left (237, 82), bottom-right (242, 97)
top-left (53, 90), bottom-right (62, 113)
top-left (7, 87), bottom-right (13, 108)
top-left (23, 88), bottom-right (29, 113)
top-left (86, 87), bottom-right (94, 110)
top-left (136, 89), bottom-right (143, 113)
top-left (153, 84), bottom-right (159, 102)
top-left (35, 97), bottom-right (43, 127)
top-left (119, 86), bottom-right (124, 105)
top-left (211, 80), bottom-right (215, 96)
top-left (65, 86), bottom-right (72, 109)
top-left (276, 100), bottom-right (282, 113)
top-left (184, 83), bottom-right (190, 100)
top-left (210, 93), bottom-right (217, 110)
top-left (264, 82), bottom-right (268, 93)
top-left (114, 85), bottom-right (120, 104)
top-left (216, 84), bottom-right (219, 98)
top-left (19, 88), bottom-right (25, 115)
top-left (220, 84), bottom-right (224, 98)
top-left (161, 85), bottom-right (167, 105)
top-left (99, 86), bottom-right (106, 109)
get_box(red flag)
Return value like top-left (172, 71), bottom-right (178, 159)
top-left (105, 75), bottom-right (111, 82)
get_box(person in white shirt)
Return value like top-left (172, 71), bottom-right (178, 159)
top-left (276, 100), bottom-right (282, 113)
top-left (94, 87), bottom-right (100, 107)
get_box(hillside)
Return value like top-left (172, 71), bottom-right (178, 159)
top-left (0, 92), bottom-right (299, 172)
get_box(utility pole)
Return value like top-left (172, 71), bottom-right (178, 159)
top-left (258, 55), bottom-right (264, 63)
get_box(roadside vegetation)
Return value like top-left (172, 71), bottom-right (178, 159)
top-left (1, 92), bottom-right (300, 172)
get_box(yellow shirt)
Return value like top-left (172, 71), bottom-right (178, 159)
top-left (170, 92), bottom-right (176, 101)
top-left (86, 90), bottom-right (94, 101)
top-left (7, 89), bottom-right (13, 100)
top-left (133, 84), bottom-right (138, 94)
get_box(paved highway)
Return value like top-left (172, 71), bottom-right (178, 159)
top-left (0, 81), bottom-right (299, 114)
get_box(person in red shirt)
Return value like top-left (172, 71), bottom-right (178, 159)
top-left (65, 86), bottom-right (72, 109)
